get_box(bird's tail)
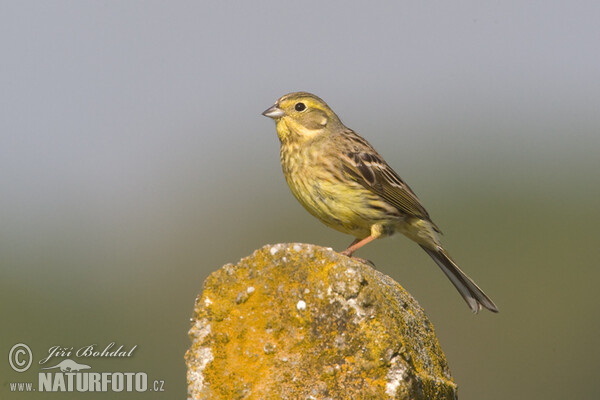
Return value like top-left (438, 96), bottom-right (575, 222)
top-left (419, 245), bottom-right (498, 313)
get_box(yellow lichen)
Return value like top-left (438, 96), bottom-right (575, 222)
top-left (186, 243), bottom-right (457, 399)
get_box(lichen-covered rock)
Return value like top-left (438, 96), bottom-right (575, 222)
top-left (186, 243), bottom-right (457, 400)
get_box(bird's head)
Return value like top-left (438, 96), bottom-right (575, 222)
top-left (262, 92), bottom-right (343, 143)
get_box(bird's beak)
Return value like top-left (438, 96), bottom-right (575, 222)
top-left (262, 105), bottom-right (285, 119)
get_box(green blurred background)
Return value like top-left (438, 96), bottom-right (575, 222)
top-left (1, 2), bottom-right (599, 399)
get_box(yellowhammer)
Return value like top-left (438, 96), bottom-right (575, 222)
top-left (262, 92), bottom-right (498, 313)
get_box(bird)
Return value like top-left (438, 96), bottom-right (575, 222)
top-left (262, 91), bottom-right (498, 313)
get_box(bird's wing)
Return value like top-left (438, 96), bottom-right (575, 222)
top-left (339, 129), bottom-right (432, 221)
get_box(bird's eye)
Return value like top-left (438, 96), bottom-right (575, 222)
top-left (295, 102), bottom-right (306, 112)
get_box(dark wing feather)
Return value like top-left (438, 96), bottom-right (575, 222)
top-left (339, 129), bottom-right (432, 221)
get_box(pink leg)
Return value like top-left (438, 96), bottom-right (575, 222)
top-left (341, 235), bottom-right (378, 257)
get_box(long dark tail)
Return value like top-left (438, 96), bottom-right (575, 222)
top-left (420, 245), bottom-right (498, 313)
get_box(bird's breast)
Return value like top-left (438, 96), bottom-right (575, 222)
top-left (279, 143), bottom-right (385, 238)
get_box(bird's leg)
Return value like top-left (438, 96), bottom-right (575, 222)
top-left (343, 238), bottom-right (361, 255)
top-left (341, 226), bottom-right (383, 267)
top-left (340, 237), bottom-right (377, 267)
top-left (341, 235), bottom-right (378, 257)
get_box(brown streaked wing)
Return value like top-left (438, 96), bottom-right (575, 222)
top-left (339, 129), bottom-right (432, 221)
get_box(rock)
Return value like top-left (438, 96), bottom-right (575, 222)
top-left (186, 243), bottom-right (457, 400)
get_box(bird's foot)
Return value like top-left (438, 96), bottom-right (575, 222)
top-left (341, 253), bottom-right (377, 268)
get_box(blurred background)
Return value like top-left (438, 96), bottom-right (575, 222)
top-left (1, 2), bottom-right (599, 399)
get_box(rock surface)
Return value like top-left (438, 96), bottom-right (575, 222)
top-left (186, 243), bottom-right (457, 399)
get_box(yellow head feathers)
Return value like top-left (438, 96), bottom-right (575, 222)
top-left (262, 92), bottom-right (344, 143)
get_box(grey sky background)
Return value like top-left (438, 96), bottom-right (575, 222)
top-left (1, 2), bottom-right (599, 399)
